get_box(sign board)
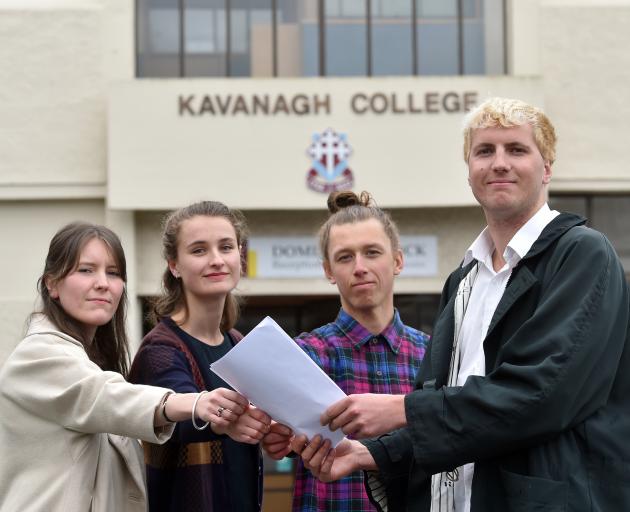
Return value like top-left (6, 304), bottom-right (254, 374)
top-left (108, 76), bottom-right (543, 210)
top-left (247, 235), bottom-right (437, 279)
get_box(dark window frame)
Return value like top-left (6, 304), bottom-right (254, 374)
top-left (135, 0), bottom-right (508, 78)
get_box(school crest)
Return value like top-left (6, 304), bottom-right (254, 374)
top-left (306, 128), bottom-right (354, 193)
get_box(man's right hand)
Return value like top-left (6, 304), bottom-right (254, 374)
top-left (320, 393), bottom-right (407, 438)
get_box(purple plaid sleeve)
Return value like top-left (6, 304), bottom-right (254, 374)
top-left (291, 309), bottom-right (428, 512)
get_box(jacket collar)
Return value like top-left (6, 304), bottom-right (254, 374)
top-left (25, 313), bottom-right (84, 348)
top-left (521, 212), bottom-right (586, 261)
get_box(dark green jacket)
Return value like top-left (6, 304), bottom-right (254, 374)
top-left (365, 213), bottom-right (630, 511)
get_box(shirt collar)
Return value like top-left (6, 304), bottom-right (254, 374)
top-left (462, 227), bottom-right (494, 267)
top-left (462, 203), bottom-right (560, 268)
top-left (334, 308), bottom-right (404, 354)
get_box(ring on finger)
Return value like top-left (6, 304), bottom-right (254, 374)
top-left (217, 406), bottom-right (225, 418)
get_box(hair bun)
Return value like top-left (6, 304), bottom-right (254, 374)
top-left (327, 191), bottom-right (372, 214)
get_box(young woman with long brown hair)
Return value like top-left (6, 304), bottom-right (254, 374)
top-left (0, 222), bottom-right (248, 512)
top-left (129, 201), bottom-right (270, 512)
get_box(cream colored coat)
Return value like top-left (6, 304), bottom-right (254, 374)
top-left (0, 316), bottom-right (175, 512)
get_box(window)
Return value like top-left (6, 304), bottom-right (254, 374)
top-left (373, 0), bottom-right (414, 76)
top-left (324, 0), bottom-right (368, 76)
top-left (550, 194), bottom-right (630, 276)
top-left (136, 0), bottom-right (506, 78)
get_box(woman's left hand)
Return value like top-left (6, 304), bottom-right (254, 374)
top-left (224, 405), bottom-right (272, 444)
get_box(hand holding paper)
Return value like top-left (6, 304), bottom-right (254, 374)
top-left (321, 393), bottom-right (408, 438)
top-left (210, 316), bottom-right (346, 446)
top-left (262, 422), bottom-right (294, 460)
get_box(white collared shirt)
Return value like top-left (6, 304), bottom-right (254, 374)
top-left (450, 203), bottom-right (559, 512)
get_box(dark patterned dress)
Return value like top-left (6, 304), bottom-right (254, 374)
top-left (129, 318), bottom-right (262, 512)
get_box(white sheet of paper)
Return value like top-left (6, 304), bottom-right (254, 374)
top-left (210, 316), bottom-right (346, 446)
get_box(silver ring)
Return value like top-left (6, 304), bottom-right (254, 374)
top-left (216, 406), bottom-right (225, 418)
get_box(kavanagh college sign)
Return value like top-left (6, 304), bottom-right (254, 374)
top-left (178, 90), bottom-right (478, 117)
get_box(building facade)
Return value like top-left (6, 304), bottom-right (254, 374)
top-left (2, 0), bottom-right (630, 390)
top-left (2, 0), bottom-right (630, 508)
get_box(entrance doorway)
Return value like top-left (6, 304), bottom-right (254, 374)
top-left (235, 294), bottom-right (440, 338)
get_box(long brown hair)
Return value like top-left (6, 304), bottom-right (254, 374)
top-left (318, 191), bottom-right (401, 261)
top-left (36, 222), bottom-right (130, 376)
top-left (152, 200), bottom-right (248, 332)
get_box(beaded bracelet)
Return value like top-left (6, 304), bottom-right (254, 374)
top-left (192, 391), bottom-right (210, 430)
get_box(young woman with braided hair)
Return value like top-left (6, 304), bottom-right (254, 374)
top-left (129, 201), bottom-right (270, 512)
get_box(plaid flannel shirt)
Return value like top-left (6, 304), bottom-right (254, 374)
top-left (292, 308), bottom-right (429, 512)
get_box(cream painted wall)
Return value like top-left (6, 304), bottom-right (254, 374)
top-left (0, 200), bottom-right (105, 365)
top-left (0, 0), bottom-right (107, 197)
top-left (102, 0), bottom-right (135, 82)
top-left (540, 0), bottom-right (630, 189)
top-left (135, 211), bottom-right (165, 297)
top-left (507, 0), bottom-right (541, 76)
